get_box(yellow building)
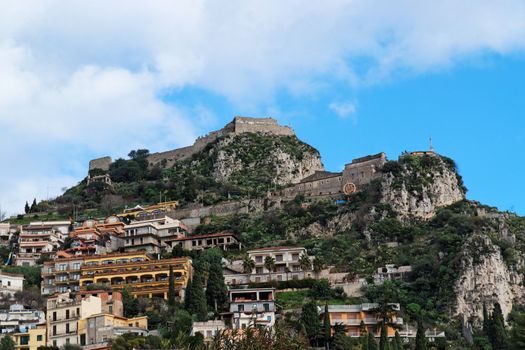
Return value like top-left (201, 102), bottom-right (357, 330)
top-left (12, 325), bottom-right (46, 350)
top-left (79, 252), bottom-right (192, 299)
top-left (78, 314), bottom-right (148, 347)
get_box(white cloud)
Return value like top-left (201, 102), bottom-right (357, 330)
top-left (329, 101), bottom-right (357, 121)
top-left (1, 0), bottom-right (525, 214)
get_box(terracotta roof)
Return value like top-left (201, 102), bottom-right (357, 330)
top-left (300, 171), bottom-right (342, 183)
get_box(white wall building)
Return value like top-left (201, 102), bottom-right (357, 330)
top-left (0, 272), bottom-right (24, 296)
top-left (229, 288), bottom-right (276, 330)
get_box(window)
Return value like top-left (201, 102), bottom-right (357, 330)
top-left (292, 254), bottom-right (299, 261)
top-left (53, 325), bottom-right (57, 336)
top-left (206, 330), bottom-right (213, 338)
top-left (66, 323), bottom-right (70, 333)
top-left (66, 338), bottom-right (70, 344)
top-left (256, 267), bottom-right (263, 274)
top-left (267, 316), bottom-right (272, 322)
top-left (109, 305), bottom-right (113, 313)
top-left (255, 256), bottom-right (263, 263)
top-left (275, 255), bottom-right (283, 262)
top-left (66, 310), bottom-right (70, 319)
top-left (263, 303), bottom-right (270, 311)
top-left (238, 305), bottom-right (244, 312)
top-left (37, 335), bottom-right (43, 342)
top-left (7, 281), bottom-right (10, 287)
top-left (53, 312), bottom-right (57, 321)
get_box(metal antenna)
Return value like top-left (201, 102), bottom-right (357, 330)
top-left (429, 136), bottom-right (434, 152)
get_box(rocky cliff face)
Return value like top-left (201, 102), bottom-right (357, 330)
top-left (210, 133), bottom-right (323, 186)
top-left (381, 155), bottom-right (466, 219)
top-left (455, 234), bottom-right (525, 326)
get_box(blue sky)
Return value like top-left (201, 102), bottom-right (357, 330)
top-left (0, 1), bottom-right (524, 215)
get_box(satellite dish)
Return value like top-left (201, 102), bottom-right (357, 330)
top-left (343, 182), bottom-right (357, 195)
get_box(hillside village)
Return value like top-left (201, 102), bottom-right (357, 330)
top-left (0, 117), bottom-right (524, 350)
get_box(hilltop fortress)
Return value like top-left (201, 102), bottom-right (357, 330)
top-left (89, 116), bottom-right (295, 172)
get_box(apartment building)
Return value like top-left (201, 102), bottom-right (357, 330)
top-left (46, 290), bottom-right (125, 347)
top-left (166, 232), bottom-right (241, 252)
top-left (12, 324), bottom-right (46, 350)
top-left (373, 265), bottom-right (412, 284)
top-left (79, 253), bottom-right (192, 300)
top-left (0, 304), bottom-right (45, 334)
top-left (16, 221), bottom-right (68, 266)
top-left (320, 303), bottom-right (403, 337)
top-left (228, 288), bottom-right (276, 330)
top-left (122, 216), bottom-right (187, 254)
top-left (0, 223), bottom-right (12, 247)
top-left (41, 255), bottom-right (84, 295)
top-left (247, 246), bottom-right (311, 282)
top-left (0, 272), bottom-right (24, 297)
top-left (191, 320), bottom-right (226, 342)
top-left (78, 314), bottom-right (148, 347)
top-left (66, 216), bottom-right (125, 256)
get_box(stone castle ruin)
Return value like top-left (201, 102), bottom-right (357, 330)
top-left (88, 116), bottom-right (295, 172)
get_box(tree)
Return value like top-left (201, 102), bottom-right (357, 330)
top-left (168, 265), bottom-right (176, 307)
top-left (415, 320), bottom-right (427, 350)
top-left (379, 323), bottom-right (389, 350)
top-left (323, 303), bottom-right (331, 349)
top-left (393, 331), bottom-right (402, 350)
top-left (301, 301), bottom-right (320, 346)
top-left (368, 332), bottom-right (378, 350)
top-left (24, 201), bottom-right (30, 214)
top-left (508, 311), bottom-right (525, 349)
top-left (30, 198), bottom-right (37, 213)
top-left (185, 271), bottom-right (207, 321)
top-left (313, 256), bottom-right (324, 278)
top-left (205, 258), bottom-right (227, 312)
top-left (489, 303), bottom-right (507, 350)
top-left (264, 256), bottom-right (276, 281)
top-left (299, 254), bottom-right (311, 272)
top-left (242, 255), bottom-right (255, 274)
top-left (0, 335), bottom-right (15, 350)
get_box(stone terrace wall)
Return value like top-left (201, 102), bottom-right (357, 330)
top-left (89, 156), bottom-right (112, 171)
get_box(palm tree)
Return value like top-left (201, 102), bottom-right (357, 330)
top-left (313, 256), bottom-right (324, 279)
top-left (264, 256), bottom-right (276, 281)
top-left (242, 255), bottom-right (255, 274)
top-left (299, 254), bottom-right (312, 272)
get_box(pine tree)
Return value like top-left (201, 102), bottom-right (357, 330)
top-left (24, 201), bottom-right (30, 214)
top-left (205, 258), bottom-right (227, 312)
top-left (368, 332), bottom-right (378, 350)
top-left (301, 301), bottom-right (320, 345)
top-left (168, 265), bottom-right (176, 307)
top-left (489, 303), bottom-right (507, 350)
top-left (379, 323), bottom-right (389, 350)
top-left (323, 303), bottom-right (331, 349)
top-left (415, 320), bottom-right (427, 350)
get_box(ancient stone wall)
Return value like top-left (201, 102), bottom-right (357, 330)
top-left (341, 152), bottom-right (386, 187)
top-left (89, 156), bottom-right (112, 171)
top-left (233, 116), bottom-right (295, 136)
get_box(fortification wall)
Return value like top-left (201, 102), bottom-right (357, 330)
top-left (89, 157), bottom-right (112, 171)
top-left (233, 116), bottom-right (295, 136)
top-left (341, 152), bottom-right (386, 187)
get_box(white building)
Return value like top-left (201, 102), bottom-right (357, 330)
top-left (0, 304), bottom-right (45, 334)
top-left (0, 272), bottom-right (24, 296)
top-left (16, 221), bottom-right (68, 266)
top-left (123, 216), bottom-right (187, 254)
top-left (191, 320), bottom-right (225, 341)
top-left (0, 223), bottom-right (11, 247)
top-left (246, 246), bottom-right (313, 283)
top-left (229, 288), bottom-right (276, 330)
top-left (373, 264), bottom-right (412, 284)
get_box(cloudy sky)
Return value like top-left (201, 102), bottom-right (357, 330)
top-left (0, 0), bottom-right (524, 215)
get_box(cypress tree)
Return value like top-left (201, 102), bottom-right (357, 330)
top-left (24, 201), bottom-right (29, 214)
top-left (205, 259), bottom-right (227, 312)
top-left (185, 270), bottom-right (207, 321)
top-left (168, 265), bottom-right (176, 307)
top-left (509, 312), bottom-right (525, 349)
top-left (489, 303), bottom-right (507, 350)
top-left (379, 323), bottom-right (389, 350)
top-left (30, 198), bottom-right (37, 212)
top-left (393, 330), bottom-right (402, 350)
top-left (323, 303), bottom-right (331, 349)
top-left (415, 320), bottom-right (427, 350)
top-left (368, 332), bottom-right (378, 350)
top-left (301, 301), bottom-right (320, 345)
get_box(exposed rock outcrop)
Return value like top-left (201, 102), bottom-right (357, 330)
top-left (381, 155), bottom-right (465, 219)
top-left (454, 234), bottom-right (525, 327)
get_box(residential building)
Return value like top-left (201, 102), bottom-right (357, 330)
top-left (118, 201), bottom-right (179, 221)
top-left (374, 265), bottom-right (412, 284)
top-left (0, 304), bottom-right (45, 334)
top-left (228, 288), bottom-right (276, 330)
top-left (247, 246), bottom-right (311, 282)
top-left (66, 216), bottom-right (125, 256)
top-left (79, 253), bottom-right (192, 300)
top-left (41, 254), bottom-right (84, 295)
top-left (320, 303), bottom-right (403, 337)
top-left (11, 324), bottom-right (46, 350)
top-left (0, 272), bottom-right (24, 296)
top-left (78, 313), bottom-right (148, 347)
top-left (46, 290), bottom-right (124, 348)
top-left (122, 216), bottom-right (187, 254)
top-left (16, 221), bottom-right (68, 266)
top-left (0, 223), bottom-right (11, 247)
top-left (191, 320), bottom-right (225, 341)
top-left (166, 232), bottom-right (241, 252)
